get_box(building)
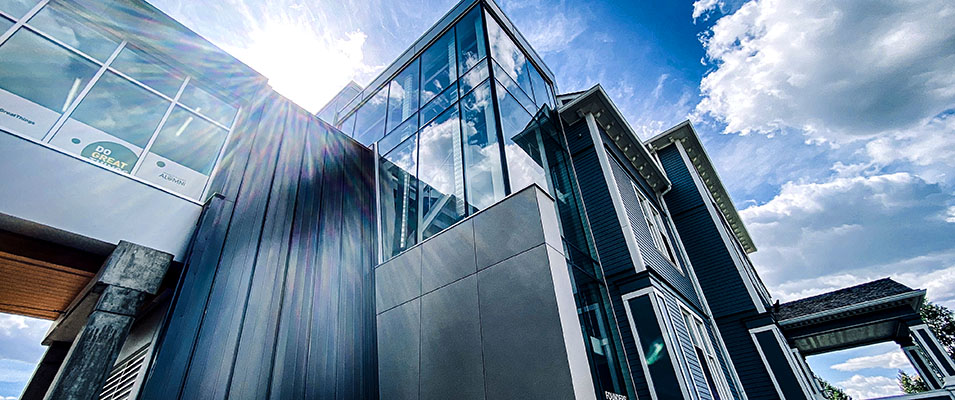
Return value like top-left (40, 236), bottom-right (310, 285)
top-left (1, 0), bottom-right (953, 399)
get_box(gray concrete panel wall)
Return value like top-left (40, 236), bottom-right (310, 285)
top-left (376, 185), bottom-right (595, 400)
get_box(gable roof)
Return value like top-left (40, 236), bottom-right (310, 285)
top-left (557, 85), bottom-right (670, 193)
top-left (646, 120), bottom-right (756, 253)
top-left (776, 278), bottom-right (922, 322)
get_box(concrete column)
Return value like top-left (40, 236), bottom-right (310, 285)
top-left (20, 341), bottom-right (71, 400)
top-left (40, 241), bottom-right (172, 400)
top-left (909, 324), bottom-right (955, 389)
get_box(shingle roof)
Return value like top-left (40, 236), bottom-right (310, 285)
top-left (775, 278), bottom-right (916, 321)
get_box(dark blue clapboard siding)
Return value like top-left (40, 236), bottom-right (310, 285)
top-left (660, 290), bottom-right (713, 400)
top-left (657, 145), bottom-right (781, 399)
top-left (141, 93), bottom-right (377, 400)
top-left (706, 323), bottom-right (742, 399)
top-left (604, 146), bottom-right (702, 311)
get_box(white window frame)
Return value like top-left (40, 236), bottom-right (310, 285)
top-left (632, 181), bottom-right (681, 270)
top-left (679, 304), bottom-right (735, 400)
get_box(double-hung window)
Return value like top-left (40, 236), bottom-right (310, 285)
top-left (681, 308), bottom-right (734, 400)
top-left (632, 182), bottom-right (680, 267)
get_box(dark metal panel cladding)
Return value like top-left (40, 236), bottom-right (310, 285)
top-left (142, 91), bottom-right (379, 399)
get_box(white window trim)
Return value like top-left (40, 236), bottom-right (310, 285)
top-left (631, 181), bottom-right (682, 272)
top-left (678, 302), bottom-right (735, 400)
top-left (748, 325), bottom-right (815, 400)
top-left (622, 288), bottom-right (695, 400)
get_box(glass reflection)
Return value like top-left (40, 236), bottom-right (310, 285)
top-left (386, 59), bottom-right (419, 133)
top-left (485, 11), bottom-right (534, 99)
top-left (528, 62), bottom-right (553, 109)
top-left (0, 29), bottom-right (99, 138)
top-left (629, 295), bottom-right (682, 400)
top-left (418, 106), bottom-right (465, 240)
top-left (461, 80), bottom-right (504, 211)
top-left (1, 17), bottom-right (13, 32)
top-left (459, 63), bottom-right (489, 97)
top-left (0, 0), bottom-right (36, 18)
top-left (456, 6), bottom-right (486, 75)
top-left (27, 4), bottom-right (119, 61)
top-left (353, 87), bottom-right (388, 145)
top-left (51, 71), bottom-right (169, 171)
top-left (493, 60), bottom-right (536, 114)
top-left (420, 29), bottom-right (456, 105)
top-left (420, 82), bottom-right (457, 126)
top-left (147, 106), bottom-right (228, 175)
top-left (379, 134), bottom-right (418, 259)
top-left (379, 112), bottom-right (416, 154)
top-left (110, 46), bottom-right (184, 97)
top-left (339, 112), bottom-right (356, 136)
top-left (497, 83), bottom-right (546, 192)
top-left (178, 82), bottom-right (237, 127)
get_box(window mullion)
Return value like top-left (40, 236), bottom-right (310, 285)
top-left (42, 39), bottom-right (126, 142)
top-left (131, 76), bottom-right (189, 175)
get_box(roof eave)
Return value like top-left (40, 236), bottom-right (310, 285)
top-left (646, 120), bottom-right (757, 253)
top-left (558, 85), bottom-right (671, 193)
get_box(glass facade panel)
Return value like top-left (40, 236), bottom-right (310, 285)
top-left (353, 87), bottom-right (388, 144)
top-left (493, 60), bottom-right (536, 114)
top-left (379, 134), bottom-right (418, 259)
top-left (110, 46), bottom-right (184, 97)
top-left (49, 72), bottom-right (169, 172)
top-left (420, 82), bottom-right (457, 126)
top-left (379, 112), bottom-right (416, 154)
top-left (461, 80), bottom-right (504, 211)
top-left (485, 11), bottom-right (534, 99)
top-left (527, 62), bottom-right (553, 109)
top-left (137, 106), bottom-right (228, 198)
top-left (420, 29), bottom-right (456, 105)
top-left (571, 265), bottom-right (632, 399)
top-left (27, 4), bottom-right (119, 61)
top-left (0, 29), bottom-right (99, 138)
top-left (386, 60), bottom-right (419, 133)
top-left (628, 295), bottom-right (683, 400)
top-left (418, 106), bottom-right (465, 240)
top-left (458, 62), bottom-right (489, 97)
top-left (0, 0), bottom-right (36, 18)
top-left (339, 111), bottom-right (356, 136)
top-left (497, 83), bottom-right (546, 192)
top-left (1, 16), bottom-right (13, 32)
top-left (178, 82), bottom-right (237, 127)
top-left (456, 6), bottom-right (486, 75)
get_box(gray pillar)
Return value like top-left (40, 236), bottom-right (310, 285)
top-left (42, 241), bottom-right (172, 400)
top-left (20, 341), bottom-right (71, 400)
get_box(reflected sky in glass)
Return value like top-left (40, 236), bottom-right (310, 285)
top-left (110, 45), bottom-right (184, 98)
top-left (418, 105), bottom-right (464, 239)
top-left (0, 16), bottom-right (13, 32)
top-left (461, 80), bottom-right (504, 210)
top-left (353, 87), bottom-right (387, 144)
top-left (178, 82), bottom-right (237, 127)
top-left (386, 59), bottom-right (418, 133)
top-left (0, 0), bottom-right (36, 19)
top-left (0, 29), bottom-right (98, 113)
top-left (149, 106), bottom-right (228, 175)
top-left (497, 82), bottom-right (546, 193)
top-left (420, 29), bottom-right (456, 105)
top-left (456, 6), bottom-right (486, 76)
top-left (27, 3), bottom-right (119, 61)
top-left (64, 71), bottom-right (169, 147)
top-left (380, 134), bottom-right (418, 258)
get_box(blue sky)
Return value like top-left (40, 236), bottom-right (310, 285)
top-left (2, 0), bottom-right (954, 398)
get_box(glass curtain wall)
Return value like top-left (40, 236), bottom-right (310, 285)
top-left (0, 1), bottom-right (239, 200)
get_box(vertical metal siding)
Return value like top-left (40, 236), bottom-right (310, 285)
top-left (141, 93), bottom-right (378, 399)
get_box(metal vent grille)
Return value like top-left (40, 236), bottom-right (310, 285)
top-left (99, 344), bottom-right (149, 400)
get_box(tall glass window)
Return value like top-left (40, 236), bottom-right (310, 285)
top-left (353, 87), bottom-right (388, 144)
top-left (497, 83), bottom-right (546, 192)
top-left (178, 83), bottom-right (237, 127)
top-left (460, 80), bottom-right (504, 211)
top-left (527, 62), bottom-right (553, 109)
top-left (136, 106), bottom-right (229, 199)
top-left (386, 60), bottom-right (419, 134)
top-left (420, 29), bottom-right (457, 106)
top-left (456, 6), bottom-right (486, 75)
top-left (0, 29), bottom-right (99, 138)
top-left (485, 11), bottom-right (534, 101)
top-left (493, 60), bottom-right (536, 113)
top-left (420, 82), bottom-right (457, 126)
top-left (379, 134), bottom-right (418, 258)
top-left (418, 106), bottom-right (465, 240)
top-left (49, 71), bottom-right (170, 172)
top-left (627, 294), bottom-right (683, 400)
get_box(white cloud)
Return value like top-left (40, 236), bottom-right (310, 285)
top-left (696, 0), bottom-right (955, 147)
top-left (740, 172), bottom-right (955, 302)
top-left (0, 314), bottom-right (51, 364)
top-left (831, 350), bottom-right (909, 372)
top-left (691, 0), bottom-right (723, 21)
top-left (836, 374), bottom-right (902, 399)
top-left (496, 0), bottom-right (587, 56)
